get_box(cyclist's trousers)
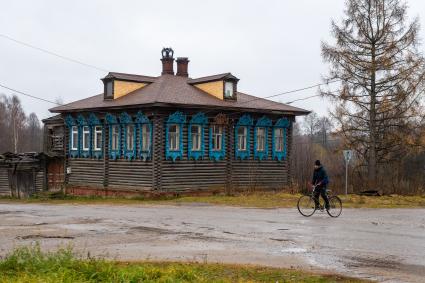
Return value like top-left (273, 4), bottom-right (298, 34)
top-left (314, 186), bottom-right (330, 208)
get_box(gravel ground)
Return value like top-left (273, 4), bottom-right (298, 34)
top-left (0, 203), bottom-right (424, 282)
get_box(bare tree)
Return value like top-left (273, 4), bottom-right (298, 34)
top-left (302, 111), bottom-right (319, 138)
top-left (317, 117), bottom-right (333, 147)
top-left (4, 95), bottom-right (26, 153)
top-left (0, 94), bottom-right (44, 154)
top-left (26, 113), bottom-right (42, 152)
top-left (0, 95), bottom-right (10, 153)
top-left (322, 0), bottom-right (425, 189)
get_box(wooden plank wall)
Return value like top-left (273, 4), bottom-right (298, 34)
top-left (35, 170), bottom-right (44, 192)
top-left (0, 168), bottom-right (10, 196)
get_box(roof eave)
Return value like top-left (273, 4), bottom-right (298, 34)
top-left (49, 102), bottom-right (310, 116)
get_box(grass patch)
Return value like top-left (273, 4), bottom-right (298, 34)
top-left (1, 191), bottom-right (425, 208)
top-left (0, 245), bottom-right (366, 283)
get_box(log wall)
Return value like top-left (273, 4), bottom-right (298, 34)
top-left (63, 108), bottom-right (294, 194)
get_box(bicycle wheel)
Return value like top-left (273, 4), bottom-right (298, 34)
top-left (297, 196), bottom-right (316, 217)
top-left (326, 196), bottom-right (342, 218)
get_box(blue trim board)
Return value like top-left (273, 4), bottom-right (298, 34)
top-left (165, 111), bottom-right (186, 162)
top-left (209, 125), bottom-right (226, 161)
top-left (105, 113), bottom-right (121, 160)
top-left (235, 114), bottom-right (253, 160)
top-left (272, 117), bottom-right (290, 161)
top-left (188, 112), bottom-right (208, 160)
top-left (136, 111), bottom-right (152, 161)
top-left (253, 116), bottom-right (272, 160)
top-left (65, 115), bottom-right (79, 158)
top-left (88, 113), bottom-right (102, 159)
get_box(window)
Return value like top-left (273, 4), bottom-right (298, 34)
top-left (94, 126), bottom-right (102, 151)
top-left (165, 111), bottom-right (186, 162)
top-left (111, 125), bottom-right (119, 151)
top-left (274, 128), bottom-right (284, 152)
top-left (141, 124), bottom-right (150, 151)
top-left (168, 124), bottom-right (179, 151)
top-left (126, 125), bottom-right (135, 151)
top-left (82, 126), bottom-right (90, 150)
top-left (224, 81), bottom-right (234, 98)
top-left (212, 125), bottom-right (223, 150)
top-left (237, 126), bottom-right (247, 151)
top-left (191, 125), bottom-right (201, 151)
top-left (256, 127), bottom-right (266, 151)
top-left (105, 81), bottom-right (113, 98)
top-left (71, 126), bottom-right (78, 150)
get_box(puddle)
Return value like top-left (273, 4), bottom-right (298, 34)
top-left (280, 247), bottom-right (307, 253)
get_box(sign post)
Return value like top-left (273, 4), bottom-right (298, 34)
top-left (343, 150), bottom-right (353, 195)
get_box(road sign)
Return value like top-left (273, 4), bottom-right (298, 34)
top-left (343, 150), bottom-right (353, 195)
top-left (343, 150), bottom-right (353, 163)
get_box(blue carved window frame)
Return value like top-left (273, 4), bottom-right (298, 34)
top-left (65, 115), bottom-right (79, 158)
top-left (209, 124), bottom-right (226, 161)
top-left (120, 112), bottom-right (137, 160)
top-left (105, 113), bottom-right (121, 160)
top-left (272, 117), bottom-right (290, 161)
top-left (88, 113), bottom-right (103, 159)
top-left (165, 111), bottom-right (186, 162)
top-left (235, 114), bottom-right (253, 160)
top-left (188, 112), bottom-right (208, 161)
top-left (136, 111), bottom-right (152, 161)
top-left (254, 116), bottom-right (272, 160)
top-left (76, 114), bottom-right (90, 158)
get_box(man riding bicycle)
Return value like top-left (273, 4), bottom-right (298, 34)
top-left (312, 160), bottom-right (330, 210)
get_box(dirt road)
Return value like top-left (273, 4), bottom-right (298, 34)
top-left (0, 203), bottom-right (424, 282)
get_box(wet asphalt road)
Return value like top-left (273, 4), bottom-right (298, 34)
top-left (0, 203), bottom-right (424, 282)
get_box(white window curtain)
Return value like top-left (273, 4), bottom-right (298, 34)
top-left (191, 125), bottom-right (201, 151)
top-left (71, 126), bottom-right (78, 150)
top-left (256, 127), bottom-right (265, 151)
top-left (94, 126), bottom-right (102, 151)
top-left (212, 125), bottom-right (223, 150)
top-left (111, 125), bottom-right (119, 150)
top-left (82, 126), bottom-right (90, 150)
top-left (126, 125), bottom-right (135, 151)
top-left (274, 128), bottom-right (284, 152)
top-left (168, 124), bottom-right (179, 151)
top-left (141, 124), bottom-right (150, 151)
top-left (237, 127), bottom-right (247, 151)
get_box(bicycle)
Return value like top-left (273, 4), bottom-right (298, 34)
top-left (297, 185), bottom-right (342, 217)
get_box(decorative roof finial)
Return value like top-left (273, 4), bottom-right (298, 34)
top-left (161, 47), bottom-right (174, 59)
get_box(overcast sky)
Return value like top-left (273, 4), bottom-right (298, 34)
top-left (1, 0), bottom-right (424, 121)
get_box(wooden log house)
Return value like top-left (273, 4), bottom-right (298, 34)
top-left (45, 48), bottom-right (309, 195)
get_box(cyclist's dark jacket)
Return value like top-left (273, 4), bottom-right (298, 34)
top-left (312, 166), bottom-right (329, 186)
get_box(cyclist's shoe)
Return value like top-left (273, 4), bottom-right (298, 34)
top-left (325, 205), bottom-right (330, 210)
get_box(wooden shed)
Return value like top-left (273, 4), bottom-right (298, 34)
top-left (0, 152), bottom-right (46, 198)
top-left (44, 48), bottom-right (309, 196)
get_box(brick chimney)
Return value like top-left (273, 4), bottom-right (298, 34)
top-left (176, 57), bottom-right (189, 77)
top-left (161, 47), bottom-right (175, 75)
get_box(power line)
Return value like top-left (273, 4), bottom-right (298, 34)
top-left (203, 79), bottom-right (341, 117)
top-left (286, 94), bottom-right (322, 104)
top-left (285, 88), bottom-right (343, 104)
top-left (0, 83), bottom-right (60, 105)
top-left (0, 33), bottom-right (108, 72)
top-left (239, 79), bottom-right (340, 107)
top-left (0, 33), bottom-right (341, 110)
